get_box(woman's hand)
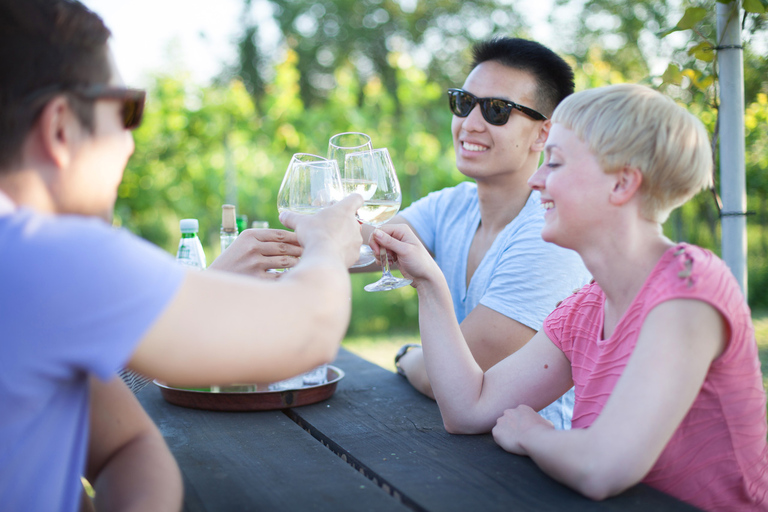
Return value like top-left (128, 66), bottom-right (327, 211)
top-left (368, 224), bottom-right (442, 286)
top-left (208, 229), bottom-right (302, 279)
top-left (492, 405), bottom-right (555, 456)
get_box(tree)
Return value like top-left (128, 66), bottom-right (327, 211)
top-left (231, 0), bottom-right (530, 110)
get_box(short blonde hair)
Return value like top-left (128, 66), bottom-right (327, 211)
top-left (551, 83), bottom-right (713, 223)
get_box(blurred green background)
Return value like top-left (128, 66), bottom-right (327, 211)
top-left (113, 0), bottom-right (768, 340)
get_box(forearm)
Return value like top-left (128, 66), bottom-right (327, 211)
top-left (415, 279), bottom-right (489, 433)
top-left (133, 255), bottom-right (351, 387)
top-left (91, 432), bottom-right (182, 512)
top-left (516, 426), bottom-right (641, 500)
top-left (398, 349), bottom-right (435, 399)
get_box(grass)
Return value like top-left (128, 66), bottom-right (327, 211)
top-left (345, 311), bottom-right (768, 393)
top-left (342, 332), bottom-right (419, 373)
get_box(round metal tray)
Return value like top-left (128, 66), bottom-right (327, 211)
top-left (154, 365), bottom-right (344, 411)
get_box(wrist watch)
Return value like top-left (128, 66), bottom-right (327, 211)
top-left (394, 343), bottom-right (422, 376)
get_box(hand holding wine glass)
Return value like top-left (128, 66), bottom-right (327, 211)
top-left (344, 148), bottom-right (412, 292)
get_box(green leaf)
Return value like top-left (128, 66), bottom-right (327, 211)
top-left (743, 0), bottom-right (766, 13)
top-left (677, 7), bottom-right (708, 30)
top-left (661, 63), bottom-right (684, 86)
top-left (688, 41), bottom-right (715, 63)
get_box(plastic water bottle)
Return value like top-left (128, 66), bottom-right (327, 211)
top-left (176, 219), bottom-right (206, 270)
top-left (220, 204), bottom-right (238, 253)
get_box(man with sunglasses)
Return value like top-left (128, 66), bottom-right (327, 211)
top-left (0, 1), bottom-right (363, 511)
top-left (382, 38), bottom-right (591, 428)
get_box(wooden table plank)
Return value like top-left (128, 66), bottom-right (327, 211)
top-left (287, 349), bottom-right (702, 512)
top-left (138, 383), bottom-right (409, 512)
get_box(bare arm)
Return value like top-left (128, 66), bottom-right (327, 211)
top-left (129, 194), bottom-right (364, 388)
top-left (397, 305), bottom-right (536, 399)
top-left (370, 226), bottom-right (572, 433)
top-left (491, 299), bottom-right (726, 500)
top-left (85, 376), bottom-right (182, 512)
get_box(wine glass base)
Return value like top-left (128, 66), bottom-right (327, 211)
top-left (364, 275), bottom-right (413, 292)
top-left (349, 244), bottom-right (377, 269)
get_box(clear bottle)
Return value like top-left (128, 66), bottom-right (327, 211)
top-left (220, 204), bottom-right (238, 254)
top-left (176, 219), bottom-right (207, 270)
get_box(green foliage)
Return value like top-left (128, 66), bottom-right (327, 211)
top-left (117, 1), bottom-right (768, 339)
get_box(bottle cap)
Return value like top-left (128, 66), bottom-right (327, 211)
top-left (222, 205), bottom-right (237, 231)
top-left (180, 218), bottom-right (199, 233)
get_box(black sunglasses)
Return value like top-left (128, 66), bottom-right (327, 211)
top-left (447, 88), bottom-right (547, 124)
top-left (24, 83), bottom-right (146, 130)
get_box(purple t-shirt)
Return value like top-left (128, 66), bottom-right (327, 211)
top-left (0, 202), bottom-right (185, 512)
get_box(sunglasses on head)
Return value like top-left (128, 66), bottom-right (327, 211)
top-left (25, 83), bottom-right (146, 130)
top-left (447, 88), bottom-right (547, 125)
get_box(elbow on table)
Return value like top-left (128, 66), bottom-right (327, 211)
top-left (572, 462), bottom-right (640, 502)
top-left (441, 416), bottom-right (489, 435)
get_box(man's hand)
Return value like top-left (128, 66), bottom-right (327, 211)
top-left (492, 405), bottom-right (554, 456)
top-left (209, 229), bottom-right (302, 278)
top-left (368, 224), bottom-right (442, 286)
top-left (279, 194), bottom-right (364, 268)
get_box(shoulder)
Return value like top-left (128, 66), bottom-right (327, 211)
top-left (401, 182), bottom-right (478, 225)
top-left (544, 282), bottom-right (602, 349)
top-left (649, 244), bottom-right (739, 303)
top-left (423, 181), bottom-right (476, 205)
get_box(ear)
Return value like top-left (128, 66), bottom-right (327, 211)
top-left (609, 166), bottom-right (643, 206)
top-left (530, 119), bottom-right (551, 152)
top-left (35, 96), bottom-right (80, 172)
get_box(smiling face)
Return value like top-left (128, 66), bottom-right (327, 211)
top-left (451, 61), bottom-right (547, 184)
top-left (528, 123), bottom-right (618, 251)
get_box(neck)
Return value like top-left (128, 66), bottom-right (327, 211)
top-left (0, 168), bottom-right (58, 215)
top-left (580, 220), bottom-right (674, 311)
top-left (475, 166), bottom-right (535, 234)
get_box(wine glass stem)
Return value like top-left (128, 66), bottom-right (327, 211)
top-left (379, 247), bottom-right (394, 279)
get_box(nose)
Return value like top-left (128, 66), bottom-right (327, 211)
top-left (460, 102), bottom-right (487, 132)
top-left (528, 163), bottom-right (547, 191)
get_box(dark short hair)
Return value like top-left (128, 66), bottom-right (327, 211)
top-left (0, 0), bottom-right (111, 170)
top-left (471, 38), bottom-right (574, 117)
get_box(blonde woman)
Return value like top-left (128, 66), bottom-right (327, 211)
top-left (370, 83), bottom-right (768, 511)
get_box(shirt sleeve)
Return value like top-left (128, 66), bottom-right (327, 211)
top-left (5, 214), bottom-right (186, 382)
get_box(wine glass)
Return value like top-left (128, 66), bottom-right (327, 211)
top-left (328, 132), bottom-right (377, 268)
top-left (277, 153), bottom-right (344, 216)
top-left (344, 148), bottom-right (412, 292)
top-left (275, 153), bottom-right (344, 388)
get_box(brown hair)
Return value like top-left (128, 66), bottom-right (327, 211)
top-left (0, 0), bottom-right (112, 170)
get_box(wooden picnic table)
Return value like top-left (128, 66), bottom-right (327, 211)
top-left (137, 348), bottom-right (702, 511)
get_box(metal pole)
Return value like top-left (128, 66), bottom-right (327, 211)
top-left (716, 0), bottom-right (747, 296)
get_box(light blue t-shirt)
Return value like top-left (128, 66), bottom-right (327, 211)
top-left (401, 182), bottom-right (592, 429)
top-left (0, 202), bottom-right (185, 512)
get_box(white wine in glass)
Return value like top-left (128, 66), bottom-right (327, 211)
top-left (344, 148), bottom-right (412, 292)
top-left (328, 132), bottom-right (377, 268)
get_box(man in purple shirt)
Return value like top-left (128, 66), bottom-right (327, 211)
top-left (0, 1), bottom-right (363, 510)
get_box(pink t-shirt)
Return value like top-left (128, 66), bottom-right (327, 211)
top-left (544, 243), bottom-right (768, 511)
